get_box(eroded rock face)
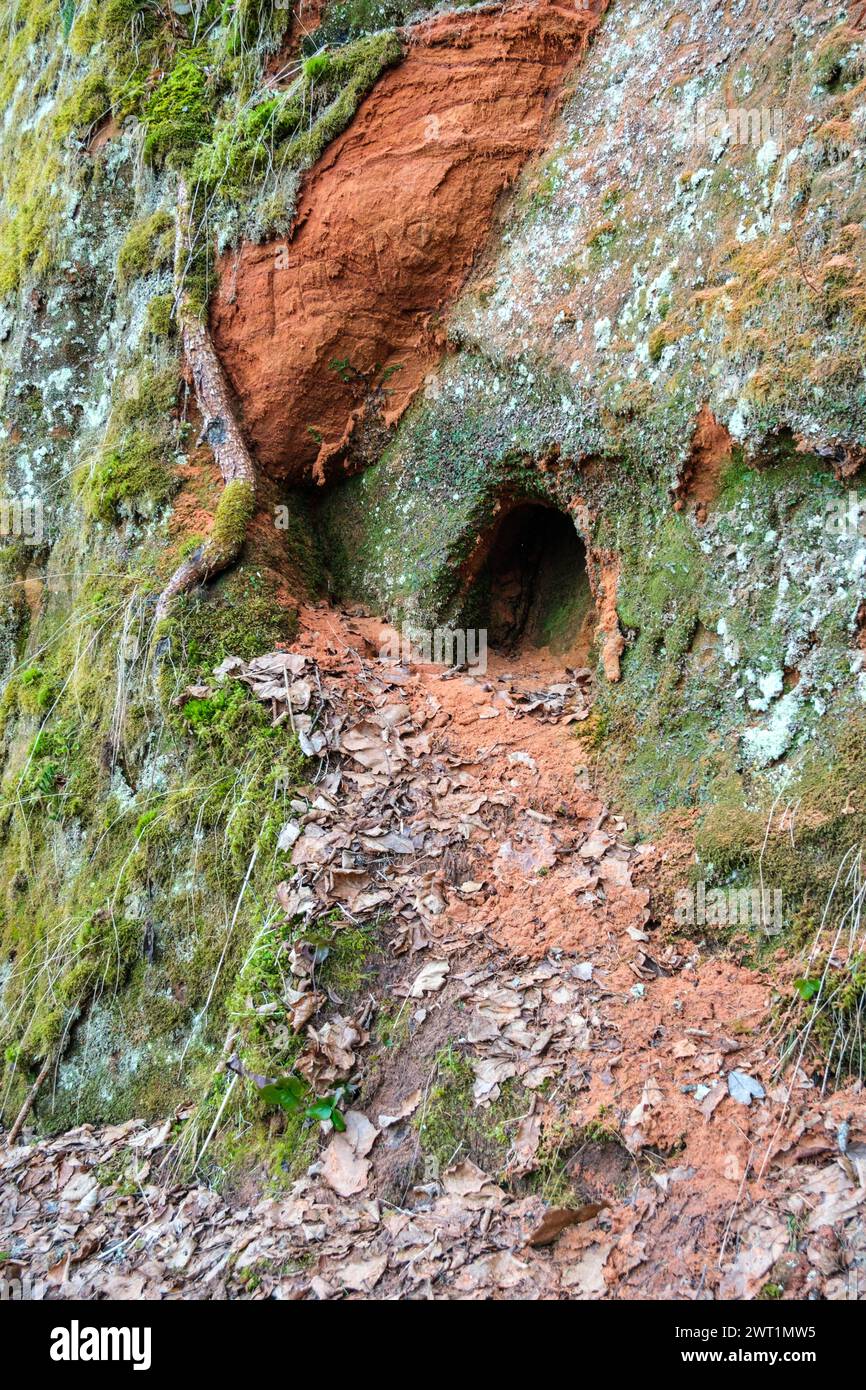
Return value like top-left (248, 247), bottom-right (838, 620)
top-left (211, 0), bottom-right (605, 482)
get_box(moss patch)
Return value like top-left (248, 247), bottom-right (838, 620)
top-left (142, 48), bottom-right (217, 168)
top-left (415, 1045), bottom-right (525, 1179)
top-left (117, 210), bottom-right (175, 287)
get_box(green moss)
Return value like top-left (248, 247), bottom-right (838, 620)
top-left (0, 654), bottom-right (309, 1126)
top-left (207, 478), bottom-right (255, 561)
top-left (303, 54), bottom-right (331, 81)
top-left (0, 142), bottom-right (62, 296)
top-left (305, 0), bottom-right (483, 50)
top-left (414, 1044), bottom-right (525, 1179)
top-left (117, 210), bottom-right (175, 287)
top-left (694, 707), bottom-right (866, 936)
top-left (188, 895), bottom-right (373, 1188)
top-left (193, 1072), bottom-right (321, 1195)
top-left (3, 902), bottom-right (142, 1068)
top-left (15, 718), bottom-right (101, 823)
top-left (0, 0), bottom-right (59, 110)
top-left (579, 1112), bottom-right (624, 1147)
top-left (168, 569), bottom-right (298, 673)
top-left (82, 427), bottom-right (177, 523)
top-left (192, 31), bottom-right (401, 203)
top-left (134, 807), bottom-right (161, 839)
top-left (54, 70), bottom-right (111, 137)
top-left (227, 911), bottom-right (369, 1061)
top-left (273, 492), bottom-right (326, 597)
top-left (217, 0), bottom-right (289, 58)
top-left (75, 361), bottom-right (180, 522)
top-left (175, 683), bottom-right (287, 763)
top-left (99, 0), bottom-right (161, 49)
top-left (318, 367), bottom-right (568, 623)
top-left (0, 493), bottom-right (309, 1132)
top-left (145, 292), bottom-right (175, 337)
top-left (615, 511), bottom-right (703, 654)
top-left (308, 920), bottom-right (374, 997)
top-left (17, 665), bottom-right (61, 715)
top-left (142, 49), bottom-right (217, 168)
top-left (66, 0), bottom-right (99, 55)
top-left (113, 364), bottom-right (179, 429)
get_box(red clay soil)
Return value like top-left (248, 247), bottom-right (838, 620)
top-left (673, 404), bottom-right (734, 522)
top-left (211, 0), bottom-right (606, 483)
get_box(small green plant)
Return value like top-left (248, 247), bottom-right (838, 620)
top-left (256, 1073), bottom-right (347, 1131)
top-left (36, 762), bottom-right (58, 796)
top-left (329, 355), bottom-right (360, 384)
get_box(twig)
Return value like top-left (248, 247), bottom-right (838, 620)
top-left (194, 1071), bottom-right (239, 1172)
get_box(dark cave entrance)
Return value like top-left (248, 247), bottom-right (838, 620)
top-left (462, 502), bottom-right (595, 659)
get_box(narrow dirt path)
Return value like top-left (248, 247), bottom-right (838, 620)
top-left (2, 606), bottom-right (865, 1300)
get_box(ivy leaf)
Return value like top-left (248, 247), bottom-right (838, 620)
top-left (794, 977), bottom-right (821, 1001)
top-left (259, 1074), bottom-right (306, 1112)
top-left (304, 1099), bottom-right (332, 1121)
top-left (305, 1097), bottom-right (347, 1131)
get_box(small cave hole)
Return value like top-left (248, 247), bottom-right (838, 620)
top-left (462, 503), bottom-right (595, 660)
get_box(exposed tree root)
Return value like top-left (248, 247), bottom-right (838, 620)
top-left (5, 1054), bottom-right (53, 1146)
top-left (155, 179), bottom-right (257, 622)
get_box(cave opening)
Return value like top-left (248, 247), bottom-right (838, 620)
top-left (462, 502), bottom-right (595, 660)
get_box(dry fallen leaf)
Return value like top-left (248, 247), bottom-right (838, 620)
top-left (728, 1070), bottom-right (766, 1106)
top-left (338, 1253), bottom-right (388, 1293)
top-left (321, 1136), bottom-right (370, 1197)
top-left (408, 960), bottom-right (450, 997)
top-left (377, 1089), bottom-right (422, 1128)
top-left (527, 1202), bottom-right (609, 1248)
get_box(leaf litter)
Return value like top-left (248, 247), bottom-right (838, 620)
top-left (3, 608), bottom-right (866, 1300)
